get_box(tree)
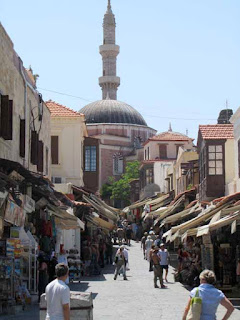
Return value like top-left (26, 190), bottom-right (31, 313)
top-left (111, 161), bottom-right (140, 205)
top-left (100, 161), bottom-right (140, 205)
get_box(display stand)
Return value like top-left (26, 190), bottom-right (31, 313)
top-left (0, 256), bottom-right (15, 313)
top-left (67, 249), bottom-right (81, 283)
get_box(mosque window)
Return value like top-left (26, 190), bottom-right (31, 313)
top-left (134, 136), bottom-right (142, 149)
top-left (85, 146), bottom-right (97, 172)
top-left (113, 154), bottom-right (123, 175)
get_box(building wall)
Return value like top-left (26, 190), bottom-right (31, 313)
top-left (0, 23), bottom-right (51, 176)
top-left (83, 137), bottom-right (99, 192)
top-left (154, 161), bottom-right (173, 194)
top-left (144, 140), bottom-right (194, 161)
top-left (174, 149), bottom-right (199, 195)
top-left (225, 139), bottom-right (235, 187)
top-left (228, 108), bottom-right (240, 193)
top-left (86, 123), bottom-right (156, 188)
top-left (51, 117), bottom-right (86, 187)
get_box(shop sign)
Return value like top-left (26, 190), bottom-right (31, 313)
top-left (4, 199), bottom-right (26, 227)
top-left (10, 227), bottom-right (20, 238)
top-left (24, 195), bottom-right (35, 213)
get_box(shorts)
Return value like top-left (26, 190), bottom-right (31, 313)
top-left (161, 265), bottom-right (169, 270)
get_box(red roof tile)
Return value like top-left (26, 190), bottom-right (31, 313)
top-left (148, 131), bottom-right (192, 142)
top-left (199, 124), bottom-right (234, 140)
top-left (46, 100), bottom-right (84, 118)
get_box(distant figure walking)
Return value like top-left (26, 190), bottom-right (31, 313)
top-left (141, 232), bottom-right (148, 259)
top-left (151, 247), bottom-right (165, 289)
top-left (158, 243), bottom-right (170, 282)
top-left (145, 236), bottom-right (153, 262)
top-left (114, 246), bottom-right (127, 281)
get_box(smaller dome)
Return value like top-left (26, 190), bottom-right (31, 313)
top-left (80, 99), bottom-right (147, 126)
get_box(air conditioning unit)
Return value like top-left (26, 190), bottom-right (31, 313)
top-left (51, 176), bottom-right (66, 184)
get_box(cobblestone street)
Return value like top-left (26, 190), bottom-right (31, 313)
top-left (1, 242), bottom-right (240, 320)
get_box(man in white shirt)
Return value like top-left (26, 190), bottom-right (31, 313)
top-left (158, 243), bottom-right (170, 283)
top-left (45, 263), bottom-right (70, 320)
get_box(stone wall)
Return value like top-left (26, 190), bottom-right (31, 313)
top-left (0, 23), bottom-right (51, 176)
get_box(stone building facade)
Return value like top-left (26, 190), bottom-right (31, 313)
top-left (0, 23), bottom-right (51, 177)
top-left (46, 100), bottom-right (88, 187)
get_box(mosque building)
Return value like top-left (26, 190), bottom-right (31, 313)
top-left (80, 0), bottom-right (156, 190)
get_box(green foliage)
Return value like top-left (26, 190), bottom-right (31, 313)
top-left (187, 184), bottom-right (193, 190)
top-left (111, 161), bottom-right (140, 204)
top-left (100, 161), bottom-right (140, 204)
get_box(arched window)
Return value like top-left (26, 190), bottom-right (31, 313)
top-left (134, 136), bottom-right (142, 149)
top-left (113, 154), bottom-right (123, 175)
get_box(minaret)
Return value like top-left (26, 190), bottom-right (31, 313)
top-left (99, 0), bottom-right (120, 100)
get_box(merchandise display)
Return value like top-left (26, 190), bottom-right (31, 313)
top-left (67, 249), bottom-right (82, 282)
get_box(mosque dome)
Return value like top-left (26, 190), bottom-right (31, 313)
top-left (80, 99), bottom-right (147, 126)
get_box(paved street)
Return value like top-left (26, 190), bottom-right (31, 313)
top-left (1, 242), bottom-right (240, 320)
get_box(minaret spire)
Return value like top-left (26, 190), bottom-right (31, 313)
top-left (98, 0), bottom-right (120, 100)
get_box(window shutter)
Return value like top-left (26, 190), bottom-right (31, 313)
top-left (6, 100), bottom-right (13, 140)
top-left (37, 140), bottom-right (44, 172)
top-left (19, 119), bottom-right (25, 157)
top-left (0, 96), bottom-right (13, 140)
top-left (31, 131), bottom-right (38, 165)
top-left (51, 136), bottom-right (59, 164)
top-left (159, 145), bottom-right (167, 159)
top-left (1, 95), bottom-right (9, 139)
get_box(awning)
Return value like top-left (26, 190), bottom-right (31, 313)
top-left (47, 203), bottom-right (85, 230)
top-left (83, 195), bottom-right (117, 222)
top-left (90, 194), bottom-right (119, 215)
top-left (170, 202), bottom-right (230, 236)
top-left (154, 195), bottom-right (185, 225)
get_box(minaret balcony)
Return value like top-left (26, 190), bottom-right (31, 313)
top-left (99, 76), bottom-right (120, 86)
top-left (99, 44), bottom-right (120, 56)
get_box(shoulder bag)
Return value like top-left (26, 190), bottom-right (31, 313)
top-left (186, 288), bottom-right (202, 320)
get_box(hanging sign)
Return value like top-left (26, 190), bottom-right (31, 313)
top-left (24, 195), bottom-right (35, 213)
top-left (4, 199), bottom-right (26, 227)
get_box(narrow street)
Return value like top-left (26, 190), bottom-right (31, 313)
top-left (1, 242), bottom-right (239, 320)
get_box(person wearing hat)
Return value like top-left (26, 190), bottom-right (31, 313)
top-left (158, 243), bottom-right (170, 283)
top-left (114, 246), bottom-right (127, 280)
top-left (151, 246), bottom-right (165, 288)
top-left (141, 232), bottom-right (148, 259)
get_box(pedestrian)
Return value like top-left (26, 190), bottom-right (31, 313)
top-left (149, 244), bottom-right (155, 272)
top-left (48, 254), bottom-right (58, 283)
top-left (117, 227), bottom-right (124, 245)
top-left (105, 238), bottom-right (113, 265)
top-left (38, 255), bottom-right (49, 303)
top-left (177, 244), bottom-right (184, 272)
top-left (151, 246), bottom-right (165, 289)
top-left (182, 269), bottom-right (234, 320)
top-left (154, 235), bottom-right (161, 247)
top-left (141, 232), bottom-right (148, 259)
top-left (145, 235), bottom-right (154, 262)
top-left (158, 243), bottom-right (170, 282)
top-left (125, 224), bottom-right (132, 246)
top-left (45, 263), bottom-right (70, 320)
top-left (114, 246), bottom-right (127, 280)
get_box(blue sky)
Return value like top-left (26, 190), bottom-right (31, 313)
top-left (1, 0), bottom-right (240, 140)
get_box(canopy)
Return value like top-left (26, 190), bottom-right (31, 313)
top-left (47, 203), bottom-right (85, 230)
top-left (83, 194), bottom-right (117, 222)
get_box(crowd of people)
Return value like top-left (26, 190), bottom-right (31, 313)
top-left (39, 219), bottom-right (236, 320)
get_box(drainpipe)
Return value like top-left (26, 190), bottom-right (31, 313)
top-left (19, 58), bottom-right (36, 169)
